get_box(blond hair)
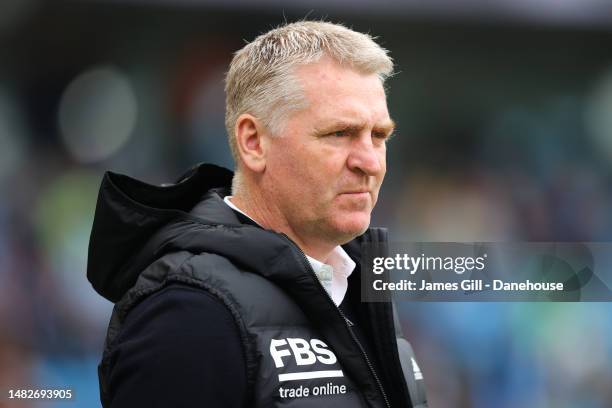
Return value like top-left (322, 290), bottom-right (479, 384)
top-left (224, 20), bottom-right (394, 164)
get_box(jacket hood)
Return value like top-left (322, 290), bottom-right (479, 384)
top-left (87, 163), bottom-right (386, 303)
top-left (87, 163), bottom-right (234, 302)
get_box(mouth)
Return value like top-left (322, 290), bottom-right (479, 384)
top-left (339, 190), bottom-right (370, 198)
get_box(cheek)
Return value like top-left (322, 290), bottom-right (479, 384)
top-left (371, 154), bottom-right (386, 199)
top-left (268, 136), bottom-right (349, 203)
top-left (289, 143), bottom-right (335, 179)
top-left (268, 138), bottom-right (300, 174)
top-left (380, 160), bottom-right (387, 182)
top-left (378, 151), bottom-right (387, 180)
top-left (268, 141), bottom-right (318, 196)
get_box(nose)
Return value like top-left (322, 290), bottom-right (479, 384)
top-left (346, 132), bottom-right (384, 176)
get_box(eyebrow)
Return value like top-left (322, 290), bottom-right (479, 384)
top-left (315, 119), bottom-right (396, 136)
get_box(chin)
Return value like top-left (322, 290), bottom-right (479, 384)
top-left (330, 213), bottom-right (371, 242)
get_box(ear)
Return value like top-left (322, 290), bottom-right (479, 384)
top-left (234, 113), bottom-right (268, 173)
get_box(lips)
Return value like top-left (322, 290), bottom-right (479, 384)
top-left (339, 190), bottom-right (370, 198)
top-left (340, 188), bottom-right (370, 194)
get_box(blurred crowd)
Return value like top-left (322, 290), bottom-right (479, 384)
top-left (1, 1), bottom-right (612, 407)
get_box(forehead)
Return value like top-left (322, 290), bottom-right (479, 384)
top-left (293, 57), bottom-right (390, 124)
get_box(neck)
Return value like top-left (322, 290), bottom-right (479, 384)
top-left (231, 188), bottom-right (334, 263)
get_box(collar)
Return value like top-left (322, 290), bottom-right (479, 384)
top-left (223, 195), bottom-right (355, 305)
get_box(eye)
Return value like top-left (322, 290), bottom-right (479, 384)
top-left (373, 131), bottom-right (393, 142)
top-left (325, 129), bottom-right (349, 137)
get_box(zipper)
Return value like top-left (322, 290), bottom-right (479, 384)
top-left (279, 233), bottom-right (391, 408)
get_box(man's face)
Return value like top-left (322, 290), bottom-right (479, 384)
top-left (263, 56), bottom-right (394, 246)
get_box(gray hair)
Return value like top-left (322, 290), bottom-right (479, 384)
top-left (224, 20), bottom-right (394, 164)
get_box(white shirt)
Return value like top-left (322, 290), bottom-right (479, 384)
top-left (223, 195), bottom-right (355, 306)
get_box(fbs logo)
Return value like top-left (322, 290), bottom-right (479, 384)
top-left (270, 338), bottom-right (344, 382)
top-left (270, 338), bottom-right (338, 368)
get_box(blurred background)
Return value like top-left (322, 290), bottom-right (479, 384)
top-left (1, 0), bottom-right (612, 407)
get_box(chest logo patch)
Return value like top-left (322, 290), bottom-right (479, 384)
top-left (270, 338), bottom-right (348, 399)
top-left (269, 338), bottom-right (343, 381)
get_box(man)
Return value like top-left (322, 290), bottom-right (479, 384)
top-left (88, 21), bottom-right (427, 407)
